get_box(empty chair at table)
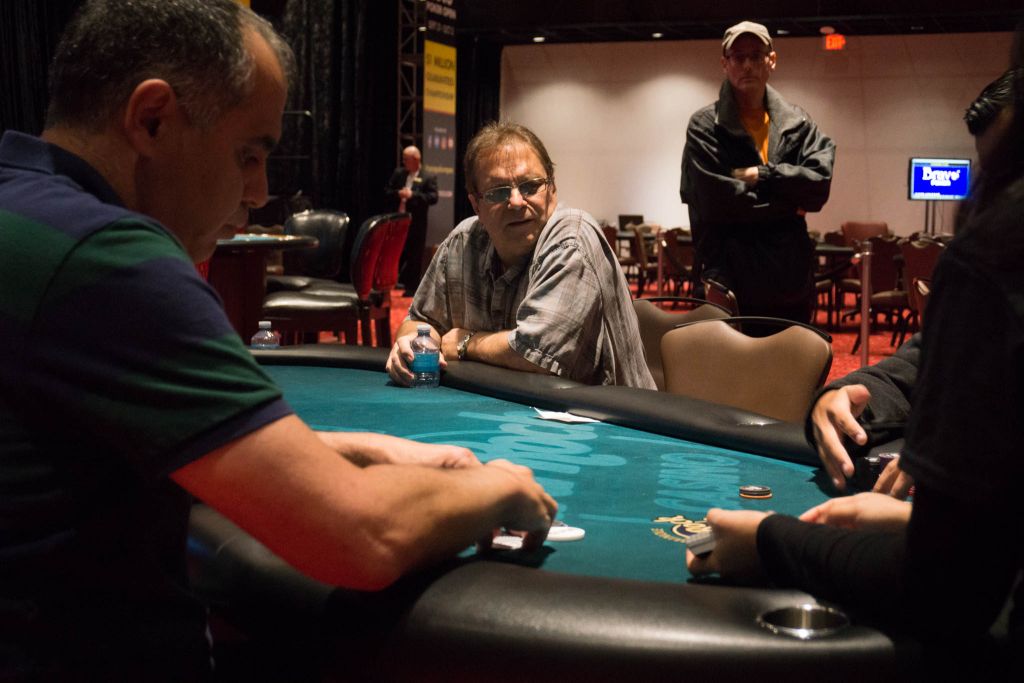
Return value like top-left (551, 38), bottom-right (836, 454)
top-left (839, 235), bottom-right (909, 352)
top-left (661, 317), bottom-right (833, 422)
top-left (659, 228), bottom-right (695, 297)
top-left (618, 214), bottom-right (644, 231)
top-left (840, 221), bottom-right (890, 246)
top-left (628, 223), bottom-right (659, 296)
top-left (632, 297), bottom-right (730, 390)
top-left (264, 209), bottom-right (350, 293)
top-left (898, 236), bottom-right (944, 337)
top-left (262, 213), bottom-right (407, 345)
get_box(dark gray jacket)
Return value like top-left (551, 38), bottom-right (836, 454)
top-left (803, 333), bottom-right (921, 451)
top-left (681, 82), bottom-right (835, 311)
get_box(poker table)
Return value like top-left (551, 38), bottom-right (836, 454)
top-left (188, 345), bottom-right (909, 681)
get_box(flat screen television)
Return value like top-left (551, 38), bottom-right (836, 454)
top-left (908, 157), bottom-right (971, 201)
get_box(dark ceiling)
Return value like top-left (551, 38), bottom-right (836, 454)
top-left (457, 0), bottom-right (1024, 45)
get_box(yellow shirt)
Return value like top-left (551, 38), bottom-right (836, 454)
top-left (740, 109), bottom-right (770, 164)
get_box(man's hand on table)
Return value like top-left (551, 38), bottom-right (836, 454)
top-left (386, 329), bottom-right (447, 387)
top-left (810, 385), bottom-right (871, 490)
top-left (799, 492), bottom-right (911, 533)
top-left (811, 385), bottom-right (914, 498)
top-left (686, 508), bottom-right (770, 584)
top-left (872, 456), bottom-right (915, 498)
top-left (386, 440), bottom-right (479, 469)
top-left (480, 459), bottom-right (558, 552)
top-left (316, 432), bottom-right (478, 468)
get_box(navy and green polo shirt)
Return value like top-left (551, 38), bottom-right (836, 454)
top-left (0, 130), bottom-right (292, 677)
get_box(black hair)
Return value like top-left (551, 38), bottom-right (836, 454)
top-left (964, 68), bottom-right (1019, 136)
top-left (956, 24), bottom-right (1024, 229)
top-left (45, 0), bottom-right (294, 131)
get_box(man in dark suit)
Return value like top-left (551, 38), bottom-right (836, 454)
top-left (385, 145), bottom-right (438, 295)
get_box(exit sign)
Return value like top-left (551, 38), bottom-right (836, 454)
top-left (824, 34), bottom-right (847, 50)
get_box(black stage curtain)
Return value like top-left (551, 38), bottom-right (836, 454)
top-left (454, 35), bottom-right (503, 222)
top-left (0, 0), bottom-right (83, 136)
top-left (0, 0), bottom-right (397, 230)
top-left (278, 0), bottom-right (397, 225)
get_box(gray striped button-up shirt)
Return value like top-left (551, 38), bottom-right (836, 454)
top-left (409, 206), bottom-right (656, 389)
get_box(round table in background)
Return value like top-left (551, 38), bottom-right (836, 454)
top-left (208, 233), bottom-right (318, 341)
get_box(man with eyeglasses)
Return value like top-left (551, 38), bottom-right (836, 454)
top-left (681, 20), bottom-right (835, 331)
top-left (387, 122), bottom-right (656, 389)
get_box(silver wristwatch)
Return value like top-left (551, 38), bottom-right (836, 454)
top-left (457, 332), bottom-right (476, 360)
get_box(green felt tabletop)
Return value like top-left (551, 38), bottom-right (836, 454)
top-left (266, 365), bottom-right (833, 584)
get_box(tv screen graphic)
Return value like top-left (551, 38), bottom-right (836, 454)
top-left (908, 157), bottom-right (971, 201)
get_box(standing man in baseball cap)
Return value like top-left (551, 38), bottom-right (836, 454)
top-left (681, 20), bottom-right (835, 333)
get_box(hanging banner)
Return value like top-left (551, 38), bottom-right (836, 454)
top-left (423, 1), bottom-right (458, 248)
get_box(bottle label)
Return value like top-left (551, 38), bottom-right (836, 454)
top-left (410, 352), bottom-right (439, 373)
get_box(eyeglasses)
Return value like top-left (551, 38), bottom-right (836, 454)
top-left (477, 177), bottom-right (551, 204)
top-left (725, 51), bottom-right (770, 65)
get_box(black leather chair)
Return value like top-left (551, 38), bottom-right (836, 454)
top-left (840, 235), bottom-right (908, 352)
top-left (302, 212), bottom-right (409, 344)
top-left (262, 213), bottom-right (404, 345)
top-left (265, 209), bottom-right (350, 293)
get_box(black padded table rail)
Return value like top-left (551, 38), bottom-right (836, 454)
top-left (255, 345), bottom-right (819, 465)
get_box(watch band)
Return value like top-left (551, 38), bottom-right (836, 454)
top-left (457, 332), bottom-right (476, 360)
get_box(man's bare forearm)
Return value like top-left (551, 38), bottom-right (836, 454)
top-left (460, 330), bottom-right (550, 374)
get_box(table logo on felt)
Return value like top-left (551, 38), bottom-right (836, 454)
top-left (650, 514), bottom-right (709, 544)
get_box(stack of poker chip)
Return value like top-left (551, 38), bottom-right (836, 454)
top-left (860, 452), bottom-right (899, 489)
top-left (863, 455), bottom-right (884, 480)
top-left (739, 485), bottom-right (772, 500)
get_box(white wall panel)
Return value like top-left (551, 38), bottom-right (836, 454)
top-left (500, 33), bottom-right (1013, 237)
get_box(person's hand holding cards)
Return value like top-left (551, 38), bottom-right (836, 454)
top-left (686, 508), bottom-right (772, 583)
top-left (475, 459), bottom-right (558, 552)
top-left (487, 520), bottom-right (586, 551)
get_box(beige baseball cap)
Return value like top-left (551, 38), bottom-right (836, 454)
top-left (722, 21), bottom-right (773, 52)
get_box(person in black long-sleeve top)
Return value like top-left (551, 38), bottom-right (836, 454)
top-left (689, 59), bottom-right (1024, 678)
top-left (808, 68), bottom-right (1020, 498)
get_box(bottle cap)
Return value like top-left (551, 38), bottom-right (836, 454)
top-left (416, 323), bottom-right (431, 334)
top-left (259, 320), bottom-right (272, 329)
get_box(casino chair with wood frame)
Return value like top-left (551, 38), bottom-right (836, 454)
top-left (701, 277), bottom-right (739, 317)
top-left (632, 297), bottom-right (731, 391)
top-left (660, 317), bottom-right (833, 423)
top-left (658, 228), bottom-right (695, 298)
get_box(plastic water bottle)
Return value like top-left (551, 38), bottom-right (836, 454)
top-left (409, 324), bottom-right (440, 387)
top-left (250, 320), bottom-right (281, 350)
